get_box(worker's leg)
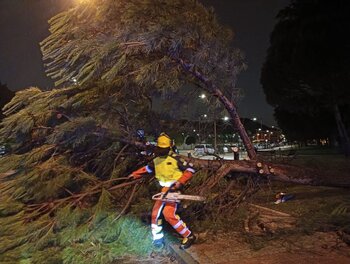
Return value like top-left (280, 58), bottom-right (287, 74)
top-left (162, 202), bottom-right (191, 238)
top-left (151, 200), bottom-right (165, 245)
top-left (163, 202), bottom-right (196, 249)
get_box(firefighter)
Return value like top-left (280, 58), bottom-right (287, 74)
top-left (129, 133), bottom-right (196, 249)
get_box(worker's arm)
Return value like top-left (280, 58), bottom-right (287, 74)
top-left (172, 155), bottom-right (196, 188)
top-left (177, 169), bottom-right (194, 185)
top-left (129, 163), bottom-right (154, 179)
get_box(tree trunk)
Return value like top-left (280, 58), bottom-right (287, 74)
top-left (183, 157), bottom-right (350, 188)
top-left (334, 104), bottom-right (350, 156)
top-left (212, 88), bottom-right (257, 160)
top-left (174, 57), bottom-right (257, 160)
top-left (122, 138), bottom-right (350, 188)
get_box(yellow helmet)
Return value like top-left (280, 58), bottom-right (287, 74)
top-left (157, 133), bottom-right (172, 148)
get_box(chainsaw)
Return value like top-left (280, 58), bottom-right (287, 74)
top-left (152, 192), bottom-right (206, 203)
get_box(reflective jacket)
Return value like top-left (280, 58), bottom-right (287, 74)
top-left (133, 152), bottom-right (195, 187)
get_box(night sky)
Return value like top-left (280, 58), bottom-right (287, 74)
top-left (0, 0), bottom-right (289, 125)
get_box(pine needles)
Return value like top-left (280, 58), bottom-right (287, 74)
top-left (0, 0), bottom-right (252, 262)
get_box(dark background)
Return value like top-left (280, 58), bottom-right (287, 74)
top-left (0, 0), bottom-right (289, 125)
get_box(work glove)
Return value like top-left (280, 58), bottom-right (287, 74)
top-left (170, 181), bottom-right (183, 192)
top-left (128, 174), bottom-right (136, 180)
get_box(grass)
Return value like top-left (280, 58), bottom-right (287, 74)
top-left (288, 146), bottom-right (340, 155)
top-left (211, 151), bottom-right (350, 250)
top-left (259, 146), bottom-right (350, 185)
top-left (192, 150), bottom-right (350, 237)
top-left (255, 183), bottom-right (349, 224)
top-left (290, 151), bottom-right (350, 187)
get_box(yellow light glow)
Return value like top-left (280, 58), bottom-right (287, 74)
top-left (76, 0), bottom-right (93, 4)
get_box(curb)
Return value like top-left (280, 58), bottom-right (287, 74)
top-left (168, 243), bottom-right (199, 264)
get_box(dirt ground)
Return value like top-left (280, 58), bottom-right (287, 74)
top-left (185, 162), bottom-right (350, 264)
top-left (187, 231), bottom-right (350, 264)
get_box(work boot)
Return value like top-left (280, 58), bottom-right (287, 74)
top-left (152, 238), bottom-right (165, 250)
top-left (180, 234), bottom-right (196, 250)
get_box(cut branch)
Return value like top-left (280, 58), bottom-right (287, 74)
top-left (25, 178), bottom-right (143, 220)
top-left (113, 182), bottom-right (139, 222)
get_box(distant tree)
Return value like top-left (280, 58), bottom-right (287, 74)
top-left (0, 82), bottom-right (14, 121)
top-left (274, 106), bottom-right (335, 143)
top-left (185, 135), bottom-right (196, 145)
top-left (261, 0), bottom-right (350, 154)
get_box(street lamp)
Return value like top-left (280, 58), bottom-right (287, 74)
top-left (252, 117), bottom-right (263, 129)
top-left (198, 94), bottom-right (219, 150)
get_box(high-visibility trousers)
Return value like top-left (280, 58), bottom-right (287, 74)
top-left (151, 187), bottom-right (191, 241)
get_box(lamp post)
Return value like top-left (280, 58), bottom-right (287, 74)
top-left (214, 120), bottom-right (217, 151)
top-left (198, 94), bottom-right (207, 143)
top-left (198, 117), bottom-right (201, 143)
top-left (199, 93), bottom-right (216, 149)
top-left (252, 117), bottom-right (263, 129)
top-left (252, 117), bottom-right (264, 144)
top-left (198, 114), bottom-right (207, 143)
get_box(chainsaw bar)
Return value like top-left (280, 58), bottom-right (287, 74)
top-left (152, 192), bottom-right (206, 203)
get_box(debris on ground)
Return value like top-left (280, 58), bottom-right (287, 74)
top-left (244, 203), bottom-right (297, 235)
top-left (274, 192), bottom-right (295, 204)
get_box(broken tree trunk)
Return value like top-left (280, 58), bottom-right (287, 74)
top-left (173, 56), bottom-right (257, 160)
top-left (182, 157), bottom-right (350, 188)
top-left (122, 139), bottom-right (350, 188)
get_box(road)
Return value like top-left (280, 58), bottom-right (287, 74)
top-left (178, 145), bottom-right (296, 161)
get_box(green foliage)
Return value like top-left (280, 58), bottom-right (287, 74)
top-left (0, 194), bottom-right (153, 263)
top-left (31, 247), bottom-right (62, 264)
top-left (41, 0), bottom-right (244, 101)
top-left (0, 195), bottom-right (24, 216)
top-left (0, 154), bottom-right (22, 173)
top-left (47, 117), bottom-right (100, 149)
top-left (332, 200), bottom-right (350, 216)
top-left (331, 199), bottom-right (350, 233)
top-left (0, 73), bottom-right (160, 263)
top-left (60, 215), bottom-right (152, 264)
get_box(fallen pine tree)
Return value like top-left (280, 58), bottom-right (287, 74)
top-left (1, 136), bottom-right (349, 263)
top-left (1, 1), bottom-right (349, 262)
